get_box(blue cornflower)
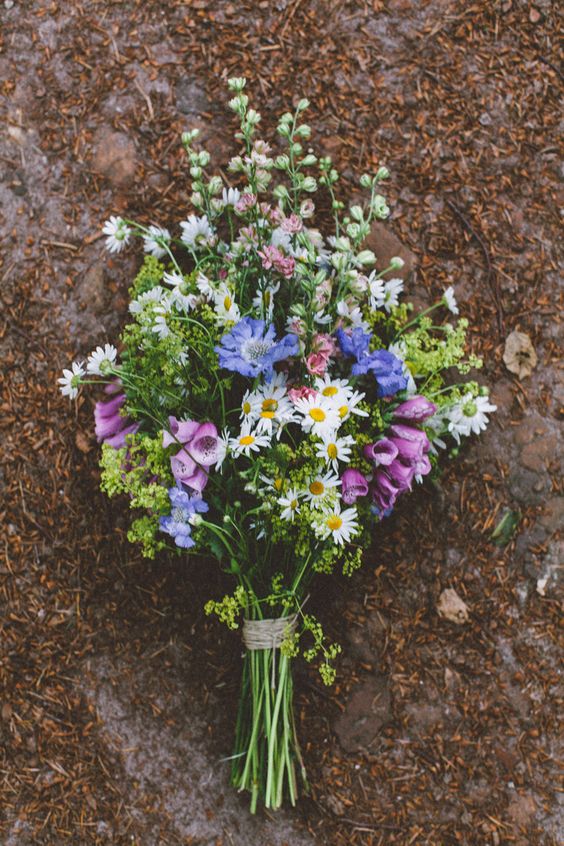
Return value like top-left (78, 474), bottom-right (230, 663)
top-left (159, 485), bottom-right (209, 549)
top-left (336, 327), bottom-right (407, 397)
top-left (215, 316), bottom-right (299, 379)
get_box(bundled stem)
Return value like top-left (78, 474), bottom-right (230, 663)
top-left (231, 625), bottom-right (307, 812)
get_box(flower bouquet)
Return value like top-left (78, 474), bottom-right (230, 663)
top-left (60, 78), bottom-right (495, 812)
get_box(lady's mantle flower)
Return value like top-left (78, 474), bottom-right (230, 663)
top-left (143, 225), bottom-right (171, 259)
top-left (443, 286), bottom-right (459, 315)
top-left (159, 486), bottom-right (209, 549)
top-left (336, 328), bottom-right (407, 397)
top-left (447, 394), bottom-right (496, 442)
top-left (215, 316), bottom-right (298, 380)
top-left (180, 214), bottom-right (214, 249)
top-left (58, 361), bottom-right (85, 399)
top-left (163, 417), bottom-right (219, 492)
top-left (102, 216), bottom-right (131, 253)
top-left (315, 503), bottom-right (359, 546)
top-left (87, 344), bottom-right (118, 376)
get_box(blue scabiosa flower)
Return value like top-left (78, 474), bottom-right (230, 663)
top-left (336, 327), bottom-right (407, 397)
top-left (159, 485), bottom-right (209, 549)
top-left (215, 316), bottom-right (299, 379)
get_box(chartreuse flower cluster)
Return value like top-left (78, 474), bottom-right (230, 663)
top-left (60, 77), bottom-right (495, 811)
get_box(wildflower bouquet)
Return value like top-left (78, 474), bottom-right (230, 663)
top-left (60, 78), bottom-right (495, 812)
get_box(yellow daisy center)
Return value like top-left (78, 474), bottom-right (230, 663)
top-left (327, 515), bottom-right (343, 531)
top-left (322, 386), bottom-right (338, 397)
top-left (261, 411), bottom-right (276, 419)
top-left (338, 405), bottom-right (348, 418)
top-left (290, 499), bottom-right (298, 510)
top-left (262, 398), bottom-right (278, 412)
top-left (240, 435), bottom-right (255, 446)
top-left (224, 295), bottom-right (232, 310)
top-left (309, 407), bottom-right (326, 423)
top-left (309, 480), bottom-right (324, 496)
top-left (242, 401), bottom-right (251, 414)
top-left (327, 443), bottom-right (338, 460)
top-left (274, 478), bottom-right (284, 491)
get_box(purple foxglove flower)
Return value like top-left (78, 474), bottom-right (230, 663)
top-left (387, 459), bottom-right (416, 491)
top-left (364, 438), bottom-right (398, 467)
top-left (163, 417), bottom-right (202, 448)
top-left (341, 468), bottom-right (370, 505)
top-left (389, 423), bottom-right (431, 463)
top-left (393, 396), bottom-right (437, 423)
top-left (94, 392), bottom-right (139, 447)
top-left (373, 470), bottom-right (401, 501)
top-left (95, 392), bottom-right (126, 419)
top-left (103, 422), bottom-right (140, 449)
top-left (163, 417), bottom-right (219, 492)
top-left (413, 454), bottom-right (432, 478)
top-left (371, 474), bottom-right (400, 513)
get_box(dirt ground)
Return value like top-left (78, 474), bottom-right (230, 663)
top-left (1, 1), bottom-right (562, 844)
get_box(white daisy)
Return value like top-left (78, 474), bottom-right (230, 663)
top-left (293, 394), bottom-right (341, 437)
top-left (163, 270), bottom-right (185, 288)
top-left (252, 281), bottom-right (280, 320)
top-left (447, 393), bottom-right (496, 443)
top-left (129, 286), bottom-right (167, 315)
top-left (336, 299), bottom-right (371, 332)
top-left (152, 311), bottom-right (170, 340)
top-left (316, 504), bottom-right (359, 546)
top-left (222, 186), bottom-right (241, 207)
top-left (215, 429), bottom-right (230, 471)
top-left (86, 343), bottom-right (118, 376)
top-left (240, 388), bottom-right (262, 422)
top-left (314, 375), bottom-right (352, 408)
top-left (443, 286), bottom-right (459, 314)
top-left (382, 277), bottom-right (404, 312)
top-left (229, 422), bottom-right (271, 457)
top-left (278, 488), bottom-right (302, 522)
top-left (388, 340), bottom-right (417, 395)
top-left (196, 272), bottom-right (215, 300)
top-left (335, 389), bottom-right (369, 422)
top-left (254, 375), bottom-right (297, 436)
top-left (303, 470), bottom-right (341, 506)
top-left (315, 433), bottom-right (356, 472)
top-left (313, 310), bottom-right (332, 325)
top-left (143, 224), bottom-right (171, 259)
top-left (213, 283), bottom-right (241, 326)
top-left (58, 360), bottom-right (85, 399)
top-left (102, 216), bottom-right (131, 253)
top-left (368, 274), bottom-right (385, 310)
top-left (270, 226), bottom-right (292, 253)
top-left (180, 214), bottom-right (214, 249)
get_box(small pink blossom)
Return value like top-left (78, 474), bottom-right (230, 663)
top-left (305, 333), bottom-right (336, 376)
top-left (300, 199), bottom-right (315, 219)
top-left (258, 245), bottom-right (295, 279)
top-left (288, 386), bottom-right (318, 404)
top-left (313, 278), bottom-right (332, 310)
top-left (281, 214), bottom-right (303, 234)
top-left (235, 193), bottom-right (257, 214)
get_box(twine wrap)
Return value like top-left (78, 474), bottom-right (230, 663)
top-left (242, 615), bottom-right (298, 651)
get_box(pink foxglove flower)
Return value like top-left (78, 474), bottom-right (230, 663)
top-left (163, 417), bottom-right (219, 493)
top-left (393, 395), bottom-right (437, 423)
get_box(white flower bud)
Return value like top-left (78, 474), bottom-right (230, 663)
top-left (390, 256), bottom-right (405, 269)
top-left (227, 77), bottom-right (246, 92)
top-left (301, 176), bottom-right (317, 193)
top-left (376, 166), bottom-right (390, 181)
top-left (356, 249), bottom-right (376, 266)
top-left (349, 205), bottom-right (364, 222)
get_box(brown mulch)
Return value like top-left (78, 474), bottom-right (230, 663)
top-left (1, 1), bottom-right (562, 844)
